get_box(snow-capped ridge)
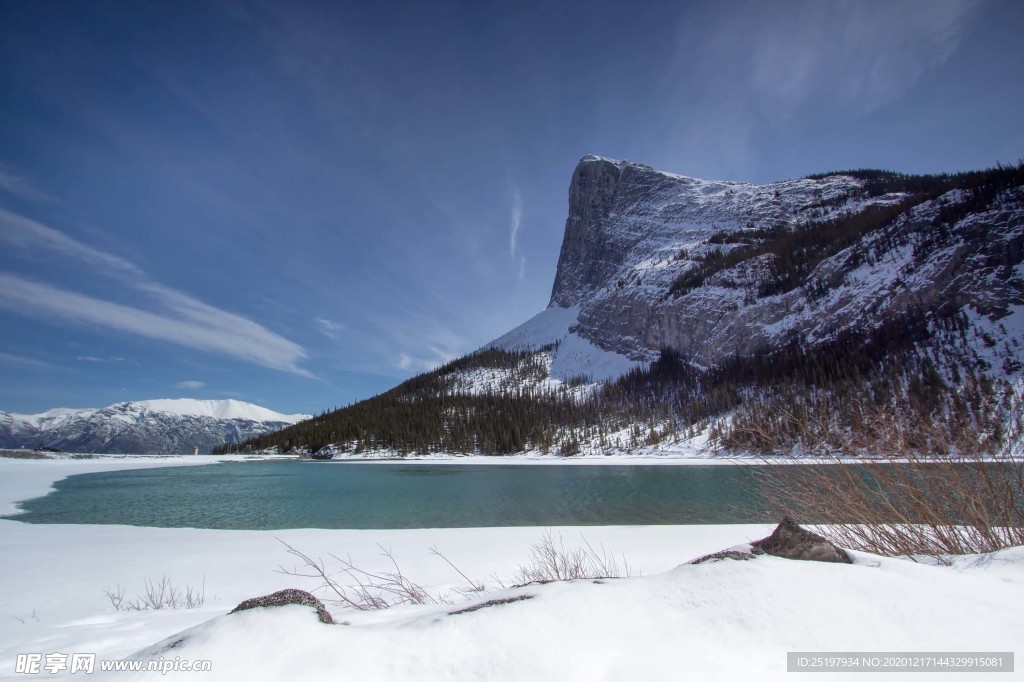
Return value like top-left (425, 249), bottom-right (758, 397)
top-left (132, 399), bottom-right (307, 423)
top-left (0, 398), bottom-right (310, 454)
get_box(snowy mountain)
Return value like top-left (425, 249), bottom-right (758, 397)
top-left (492, 155), bottom-right (1024, 377)
top-left (239, 157), bottom-right (1024, 457)
top-left (0, 399), bottom-right (309, 454)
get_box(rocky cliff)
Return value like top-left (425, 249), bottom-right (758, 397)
top-left (501, 156), bottom-right (1023, 374)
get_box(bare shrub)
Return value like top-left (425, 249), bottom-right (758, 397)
top-left (276, 540), bottom-right (473, 610)
top-left (277, 531), bottom-right (631, 612)
top-left (103, 584), bottom-right (126, 611)
top-left (13, 609), bottom-right (38, 625)
top-left (719, 377), bottom-right (1009, 459)
top-left (753, 451), bottom-right (1024, 561)
top-left (513, 530), bottom-right (632, 584)
top-left (104, 576), bottom-right (205, 611)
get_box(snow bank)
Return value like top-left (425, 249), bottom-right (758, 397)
top-left (126, 546), bottom-right (1024, 681)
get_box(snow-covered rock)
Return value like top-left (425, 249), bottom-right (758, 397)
top-left (495, 156), bottom-right (1024, 371)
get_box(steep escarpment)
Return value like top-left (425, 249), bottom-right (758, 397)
top-left (545, 157), bottom-right (1024, 369)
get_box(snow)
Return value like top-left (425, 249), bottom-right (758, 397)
top-left (319, 452), bottom-right (748, 465)
top-left (547, 332), bottom-right (644, 382)
top-left (7, 408), bottom-right (98, 428)
top-left (130, 399), bottom-right (307, 424)
top-left (2, 455), bottom-right (1023, 680)
top-left (124, 546), bottom-right (1024, 681)
top-left (10, 399), bottom-right (307, 426)
top-left (486, 306), bottom-right (644, 385)
top-left (487, 305), bottom-right (580, 351)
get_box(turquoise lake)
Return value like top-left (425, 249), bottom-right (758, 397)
top-left (4, 461), bottom-right (790, 529)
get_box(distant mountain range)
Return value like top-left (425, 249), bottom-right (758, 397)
top-left (235, 157), bottom-right (1024, 458)
top-left (0, 399), bottom-right (309, 454)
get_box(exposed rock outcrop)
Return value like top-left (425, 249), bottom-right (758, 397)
top-left (689, 517), bottom-right (852, 564)
top-left (229, 588), bottom-right (334, 625)
top-left (751, 517), bottom-right (852, 563)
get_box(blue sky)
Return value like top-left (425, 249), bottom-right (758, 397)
top-left (1, 0), bottom-right (1022, 415)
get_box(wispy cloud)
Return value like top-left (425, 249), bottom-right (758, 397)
top-left (395, 349), bottom-right (452, 373)
top-left (508, 185), bottom-right (526, 280)
top-left (744, 0), bottom-right (981, 118)
top-left (175, 380), bottom-right (206, 389)
top-left (663, 0), bottom-right (983, 178)
top-left (76, 356), bottom-right (127, 363)
top-left (0, 206), bottom-right (145, 279)
top-left (314, 316), bottom-right (345, 339)
top-left (0, 163), bottom-right (53, 203)
top-left (0, 274), bottom-right (312, 376)
top-left (0, 207), bottom-right (312, 376)
top-left (0, 351), bottom-right (58, 370)
top-left (676, 0), bottom-right (983, 124)
top-left (394, 326), bottom-right (465, 373)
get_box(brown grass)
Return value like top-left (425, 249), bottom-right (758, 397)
top-left (751, 451), bottom-right (1024, 562)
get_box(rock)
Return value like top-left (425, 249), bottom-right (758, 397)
top-left (310, 444), bottom-right (337, 460)
top-left (752, 516), bottom-right (852, 563)
top-left (229, 588), bottom-right (334, 624)
top-left (689, 517), bottom-right (851, 565)
top-left (688, 547), bottom-right (760, 565)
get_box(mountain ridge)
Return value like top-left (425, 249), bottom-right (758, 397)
top-left (1, 398), bottom-right (309, 454)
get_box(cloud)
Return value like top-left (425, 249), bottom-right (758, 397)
top-left (395, 350), bottom-right (451, 373)
top-left (508, 186), bottom-right (527, 281)
top-left (663, 0), bottom-right (983, 178)
top-left (394, 331), bottom-right (464, 372)
top-left (76, 356), bottom-right (127, 363)
top-left (176, 380), bottom-right (206, 390)
top-left (315, 316), bottom-right (345, 339)
top-left (0, 163), bottom-right (53, 203)
top-left (0, 273), bottom-right (312, 376)
top-left (0, 208), bottom-right (312, 377)
top-left (0, 352), bottom-right (58, 369)
top-left (508, 186), bottom-right (522, 258)
top-left (0, 207), bottom-right (143, 277)
top-left (742, 0), bottom-right (981, 118)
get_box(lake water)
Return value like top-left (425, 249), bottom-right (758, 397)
top-left (5, 461), bottom-right (787, 529)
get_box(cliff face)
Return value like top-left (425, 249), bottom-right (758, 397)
top-left (540, 156), bottom-right (1024, 370)
top-left (549, 157), bottom-right (628, 308)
